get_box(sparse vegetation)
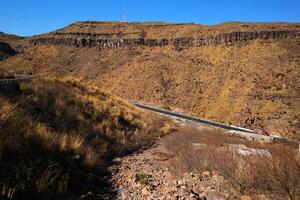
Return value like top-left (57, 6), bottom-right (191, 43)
top-left (0, 68), bottom-right (13, 78)
top-left (164, 127), bottom-right (300, 199)
top-left (135, 172), bottom-right (149, 185)
top-left (2, 32), bottom-right (299, 139)
top-left (1, 21), bottom-right (299, 198)
top-left (0, 75), bottom-right (164, 199)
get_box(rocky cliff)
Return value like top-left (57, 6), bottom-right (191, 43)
top-left (30, 30), bottom-right (299, 49)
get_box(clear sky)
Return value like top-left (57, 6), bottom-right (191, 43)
top-left (1, 0), bottom-right (300, 36)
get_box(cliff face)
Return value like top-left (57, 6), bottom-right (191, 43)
top-left (30, 30), bottom-right (299, 49)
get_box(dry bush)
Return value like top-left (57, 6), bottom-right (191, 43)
top-left (257, 145), bottom-right (300, 199)
top-left (164, 127), bottom-right (300, 199)
top-left (0, 98), bottom-right (16, 121)
top-left (82, 146), bottom-right (100, 166)
top-left (0, 68), bottom-right (13, 79)
top-left (0, 77), bottom-right (164, 199)
top-left (164, 127), bottom-right (241, 174)
top-left (69, 134), bottom-right (84, 150)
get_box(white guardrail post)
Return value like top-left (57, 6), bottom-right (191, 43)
top-left (0, 76), bottom-right (33, 85)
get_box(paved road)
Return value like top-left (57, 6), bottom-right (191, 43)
top-left (133, 102), bottom-right (280, 143)
top-left (0, 76), bottom-right (298, 147)
top-left (134, 102), bottom-right (299, 148)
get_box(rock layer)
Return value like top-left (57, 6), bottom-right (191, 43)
top-left (30, 30), bottom-right (300, 49)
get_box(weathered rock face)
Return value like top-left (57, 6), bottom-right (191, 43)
top-left (30, 30), bottom-right (299, 49)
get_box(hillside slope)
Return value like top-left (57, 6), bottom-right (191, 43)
top-left (0, 74), bottom-right (160, 199)
top-left (0, 41), bottom-right (17, 61)
top-left (0, 32), bottom-right (28, 48)
top-left (1, 21), bottom-right (300, 139)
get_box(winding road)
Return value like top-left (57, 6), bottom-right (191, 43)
top-left (133, 102), bottom-right (298, 145)
top-left (1, 76), bottom-right (298, 147)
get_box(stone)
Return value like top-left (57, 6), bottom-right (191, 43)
top-left (114, 157), bottom-right (122, 162)
top-left (240, 195), bottom-right (251, 200)
top-left (193, 143), bottom-right (208, 150)
top-left (202, 171), bottom-right (210, 178)
top-left (117, 189), bottom-right (128, 200)
top-left (256, 194), bottom-right (269, 200)
top-left (190, 192), bottom-right (195, 198)
top-left (176, 180), bottom-right (183, 186)
top-left (141, 187), bottom-right (150, 196)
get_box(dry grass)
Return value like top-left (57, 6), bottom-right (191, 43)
top-left (69, 134), bottom-right (85, 150)
top-left (164, 127), bottom-right (300, 199)
top-left (0, 68), bottom-right (13, 78)
top-left (0, 75), bottom-right (165, 199)
top-left (53, 21), bottom-right (300, 38)
top-left (2, 36), bottom-right (299, 139)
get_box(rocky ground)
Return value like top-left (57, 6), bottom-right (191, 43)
top-left (108, 140), bottom-right (236, 200)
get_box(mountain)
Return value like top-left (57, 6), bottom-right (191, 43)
top-left (1, 21), bottom-right (299, 139)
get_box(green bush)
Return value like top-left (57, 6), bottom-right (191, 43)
top-left (135, 172), bottom-right (149, 185)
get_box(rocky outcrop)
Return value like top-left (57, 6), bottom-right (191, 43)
top-left (0, 41), bottom-right (17, 60)
top-left (30, 30), bottom-right (299, 49)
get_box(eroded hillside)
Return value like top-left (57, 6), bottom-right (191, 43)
top-left (1, 21), bottom-right (300, 139)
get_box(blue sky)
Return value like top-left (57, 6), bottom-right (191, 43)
top-left (1, 0), bottom-right (300, 36)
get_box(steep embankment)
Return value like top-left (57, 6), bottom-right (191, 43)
top-left (0, 73), bottom-right (161, 199)
top-left (1, 21), bottom-right (300, 139)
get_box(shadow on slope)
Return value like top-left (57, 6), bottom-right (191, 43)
top-left (0, 75), bottom-right (163, 199)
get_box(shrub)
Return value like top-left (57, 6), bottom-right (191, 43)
top-left (0, 68), bottom-right (13, 78)
top-left (135, 172), bottom-right (149, 185)
top-left (164, 127), bottom-right (300, 199)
